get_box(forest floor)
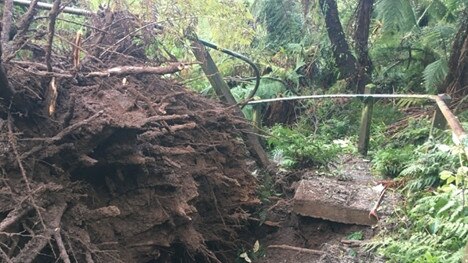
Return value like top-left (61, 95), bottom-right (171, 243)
top-left (252, 155), bottom-right (393, 263)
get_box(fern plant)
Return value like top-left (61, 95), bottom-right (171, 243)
top-left (267, 124), bottom-right (340, 168)
top-left (252, 0), bottom-right (304, 49)
top-left (376, 136), bottom-right (468, 262)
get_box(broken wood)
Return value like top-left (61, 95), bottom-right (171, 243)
top-left (267, 244), bottom-right (324, 255)
top-left (85, 63), bottom-right (193, 77)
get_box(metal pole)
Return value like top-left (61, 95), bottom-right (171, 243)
top-left (247, 94), bottom-right (436, 105)
top-left (10, 0), bottom-right (93, 16)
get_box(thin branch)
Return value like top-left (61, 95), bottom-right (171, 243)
top-left (45, 0), bottom-right (62, 72)
top-left (56, 17), bottom-right (107, 33)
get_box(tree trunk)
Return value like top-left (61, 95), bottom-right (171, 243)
top-left (319, 0), bottom-right (357, 82)
top-left (443, 16), bottom-right (468, 101)
top-left (353, 0), bottom-right (373, 93)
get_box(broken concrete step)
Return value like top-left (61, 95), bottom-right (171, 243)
top-left (293, 177), bottom-right (392, 226)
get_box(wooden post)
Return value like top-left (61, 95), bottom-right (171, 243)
top-left (358, 84), bottom-right (375, 156)
top-left (430, 94), bottom-right (451, 137)
top-left (190, 40), bottom-right (271, 168)
top-left (252, 105), bottom-right (262, 132)
top-left (190, 41), bottom-right (237, 104)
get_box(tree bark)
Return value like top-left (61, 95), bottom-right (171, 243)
top-left (443, 16), bottom-right (468, 100)
top-left (353, 0), bottom-right (373, 93)
top-left (319, 0), bottom-right (357, 81)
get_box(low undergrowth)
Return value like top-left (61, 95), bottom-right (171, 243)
top-left (373, 141), bottom-right (467, 262)
top-left (370, 120), bottom-right (468, 262)
top-left (262, 99), bottom-right (468, 262)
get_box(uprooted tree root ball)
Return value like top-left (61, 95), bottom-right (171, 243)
top-left (0, 9), bottom-right (262, 263)
top-left (0, 72), bottom-right (259, 263)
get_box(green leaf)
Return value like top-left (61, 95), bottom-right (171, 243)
top-left (423, 59), bottom-right (448, 93)
top-left (440, 170), bottom-right (453, 180)
top-left (376, 0), bottom-right (417, 31)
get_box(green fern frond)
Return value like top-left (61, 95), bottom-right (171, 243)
top-left (396, 98), bottom-right (422, 109)
top-left (376, 0), bottom-right (417, 31)
top-left (423, 58), bottom-right (448, 93)
top-left (253, 0), bottom-right (304, 48)
top-left (421, 23), bottom-right (457, 48)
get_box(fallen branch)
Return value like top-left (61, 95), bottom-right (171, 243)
top-left (13, 66), bottom-right (74, 78)
top-left (267, 244), bottom-right (324, 255)
top-left (85, 63), bottom-right (194, 77)
top-left (11, 60), bottom-right (67, 73)
top-left (151, 145), bottom-right (195, 155)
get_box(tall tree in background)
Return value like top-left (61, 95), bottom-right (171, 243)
top-left (443, 14), bottom-right (468, 100)
top-left (352, 0), bottom-right (374, 92)
top-left (318, 0), bottom-right (373, 93)
top-left (318, 0), bottom-right (357, 82)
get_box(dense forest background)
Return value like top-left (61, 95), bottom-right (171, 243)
top-left (0, 0), bottom-right (467, 262)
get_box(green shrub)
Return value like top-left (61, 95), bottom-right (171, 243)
top-left (267, 124), bottom-right (340, 168)
top-left (371, 146), bottom-right (414, 178)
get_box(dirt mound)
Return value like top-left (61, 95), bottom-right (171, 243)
top-left (0, 62), bottom-right (258, 263)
